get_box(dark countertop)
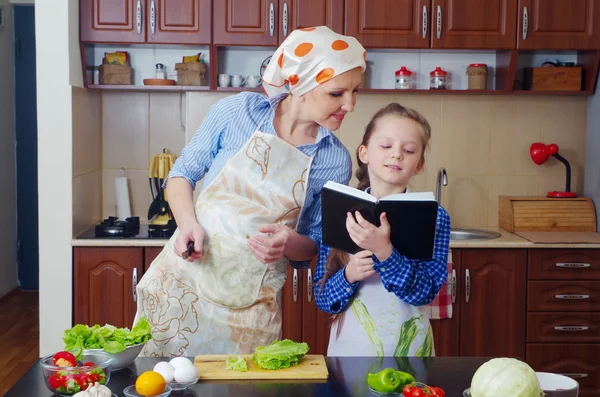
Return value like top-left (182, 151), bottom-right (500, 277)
top-left (6, 356), bottom-right (488, 397)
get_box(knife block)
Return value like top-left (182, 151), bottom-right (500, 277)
top-left (498, 196), bottom-right (597, 232)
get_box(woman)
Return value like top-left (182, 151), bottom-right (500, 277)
top-left (134, 26), bottom-right (367, 356)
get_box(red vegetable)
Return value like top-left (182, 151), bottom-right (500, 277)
top-left (48, 374), bottom-right (65, 389)
top-left (52, 351), bottom-right (77, 367)
top-left (430, 386), bottom-right (445, 397)
top-left (82, 361), bottom-right (96, 368)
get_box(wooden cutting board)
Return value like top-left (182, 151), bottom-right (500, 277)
top-left (194, 354), bottom-right (329, 380)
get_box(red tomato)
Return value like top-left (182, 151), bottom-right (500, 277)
top-left (403, 385), bottom-right (414, 397)
top-left (75, 373), bottom-right (92, 390)
top-left (82, 361), bottom-right (96, 368)
top-left (411, 388), bottom-right (425, 397)
top-left (48, 374), bottom-right (65, 389)
top-left (430, 386), bottom-right (445, 397)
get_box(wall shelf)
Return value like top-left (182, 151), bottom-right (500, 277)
top-left (86, 84), bottom-right (211, 92)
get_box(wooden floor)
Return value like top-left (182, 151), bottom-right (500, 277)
top-left (0, 290), bottom-right (39, 396)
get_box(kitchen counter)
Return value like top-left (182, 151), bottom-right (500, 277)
top-left (71, 225), bottom-right (600, 249)
top-left (5, 356), bottom-right (488, 397)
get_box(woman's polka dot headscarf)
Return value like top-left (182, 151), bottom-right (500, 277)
top-left (262, 26), bottom-right (366, 97)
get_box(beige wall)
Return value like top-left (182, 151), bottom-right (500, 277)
top-left (98, 92), bottom-right (587, 229)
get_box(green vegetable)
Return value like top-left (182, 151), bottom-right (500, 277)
top-left (226, 356), bottom-right (248, 372)
top-left (351, 298), bottom-right (383, 356)
top-left (415, 325), bottom-right (434, 357)
top-left (470, 357), bottom-right (543, 397)
top-left (394, 315), bottom-right (422, 356)
top-left (367, 368), bottom-right (415, 393)
top-left (63, 317), bottom-right (152, 357)
top-left (252, 339), bottom-right (309, 370)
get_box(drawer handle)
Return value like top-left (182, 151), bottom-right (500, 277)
top-left (554, 326), bottom-right (589, 332)
top-left (556, 262), bottom-right (591, 268)
top-left (555, 294), bottom-right (590, 300)
top-left (132, 268), bottom-right (138, 302)
top-left (560, 373), bottom-right (588, 379)
top-left (465, 268), bottom-right (470, 303)
top-left (422, 5), bottom-right (427, 40)
top-left (307, 268), bottom-right (313, 303)
top-left (451, 268), bottom-right (456, 304)
top-left (293, 268), bottom-right (298, 302)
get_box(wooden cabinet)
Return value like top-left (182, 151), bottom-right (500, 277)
top-left (345, 0), bottom-right (517, 49)
top-left (432, 0), bottom-right (518, 49)
top-left (526, 249), bottom-right (600, 397)
top-left (213, 0), bottom-right (343, 45)
top-left (80, 0), bottom-right (211, 44)
top-left (517, 0), bottom-right (600, 49)
top-left (432, 249), bottom-right (527, 358)
top-left (73, 247), bottom-right (144, 329)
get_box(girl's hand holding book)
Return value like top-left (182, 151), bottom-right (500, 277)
top-left (345, 250), bottom-right (376, 284)
top-left (346, 211), bottom-right (393, 261)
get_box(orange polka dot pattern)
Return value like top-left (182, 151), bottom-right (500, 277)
top-left (262, 25), bottom-right (366, 97)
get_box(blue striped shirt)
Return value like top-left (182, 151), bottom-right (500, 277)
top-left (313, 205), bottom-right (451, 313)
top-left (166, 92), bottom-right (353, 266)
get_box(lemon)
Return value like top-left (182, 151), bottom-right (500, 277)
top-left (135, 370), bottom-right (166, 396)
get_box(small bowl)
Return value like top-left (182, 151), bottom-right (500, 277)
top-left (88, 342), bottom-right (146, 371)
top-left (123, 384), bottom-right (172, 397)
top-left (40, 350), bottom-right (114, 396)
top-left (169, 376), bottom-right (199, 391)
top-left (536, 372), bottom-right (579, 397)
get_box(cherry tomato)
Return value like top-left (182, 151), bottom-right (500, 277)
top-left (430, 386), bottom-right (446, 397)
top-left (411, 388), bottom-right (425, 397)
top-left (403, 384), bottom-right (414, 397)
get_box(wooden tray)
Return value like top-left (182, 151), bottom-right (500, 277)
top-left (143, 78), bottom-right (176, 86)
top-left (194, 354), bottom-right (329, 380)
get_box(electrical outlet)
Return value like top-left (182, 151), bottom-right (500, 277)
top-left (0, 6), bottom-right (5, 30)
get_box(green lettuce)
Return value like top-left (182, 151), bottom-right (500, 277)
top-left (63, 317), bottom-right (152, 357)
top-left (252, 339), bottom-right (309, 370)
top-left (226, 356), bottom-right (248, 372)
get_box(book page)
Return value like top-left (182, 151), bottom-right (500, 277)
top-left (380, 192), bottom-right (435, 202)
top-left (323, 181), bottom-right (376, 203)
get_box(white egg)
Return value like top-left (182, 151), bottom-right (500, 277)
top-left (173, 365), bottom-right (199, 383)
top-left (153, 361), bottom-right (175, 383)
top-left (169, 357), bottom-right (194, 370)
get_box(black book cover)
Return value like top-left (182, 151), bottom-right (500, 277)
top-left (321, 181), bottom-right (438, 260)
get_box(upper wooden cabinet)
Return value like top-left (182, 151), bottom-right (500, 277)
top-left (432, 0), bottom-right (518, 49)
top-left (517, 0), bottom-right (600, 49)
top-left (80, 0), bottom-right (211, 44)
top-left (213, 0), bottom-right (344, 46)
top-left (345, 0), bottom-right (517, 49)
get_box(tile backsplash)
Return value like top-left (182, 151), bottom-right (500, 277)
top-left (72, 88), bottom-right (588, 231)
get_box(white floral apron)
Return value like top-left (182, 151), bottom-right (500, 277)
top-left (133, 118), bottom-right (313, 357)
top-left (327, 269), bottom-right (435, 357)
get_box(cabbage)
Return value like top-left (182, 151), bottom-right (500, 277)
top-left (470, 357), bottom-right (543, 397)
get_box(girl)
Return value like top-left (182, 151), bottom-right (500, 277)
top-left (314, 103), bottom-right (451, 357)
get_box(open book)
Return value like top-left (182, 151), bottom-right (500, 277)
top-left (321, 181), bottom-right (439, 259)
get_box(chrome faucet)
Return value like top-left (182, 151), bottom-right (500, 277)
top-left (436, 167), bottom-right (448, 204)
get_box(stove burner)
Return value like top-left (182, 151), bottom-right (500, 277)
top-left (95, 216), bottom-right (140, 237)
top-left (148, 220), bottom-right (177, 238)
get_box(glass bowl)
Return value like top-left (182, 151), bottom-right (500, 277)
top-left (40, 350), bottom-right (114, 396)
top-left (123, 384), bottom-right (172, 397)
top-left (368, 386), bottom-right (403, 396)
top-left (169, 376), bottom-right (199, 391)
top-left (87, 341), bottom-right (147, 371)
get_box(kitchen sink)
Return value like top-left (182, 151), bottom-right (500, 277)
top-left (450, 228), bottom-right (501, 241)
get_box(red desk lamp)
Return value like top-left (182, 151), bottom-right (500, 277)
top-left (530, 142), bottom-right (577, 198)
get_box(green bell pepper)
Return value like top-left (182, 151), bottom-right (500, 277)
top-left (367, 368), bottom-right (415, 393)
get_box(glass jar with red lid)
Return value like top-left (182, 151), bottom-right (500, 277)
top-left (395, 66), bottom-right (413, 89)
top-left (429, 67), bottom-right (448, 90)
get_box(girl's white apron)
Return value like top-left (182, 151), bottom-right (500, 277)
top-left (133, 118), bottom-right (313, 357)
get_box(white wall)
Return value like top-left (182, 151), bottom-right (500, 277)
top-left (36, 0), bottom-right (78, 355)
top-left (0, 0), bottom-right (17, 298)
top-left (585, 78), bottom-right (600, 229)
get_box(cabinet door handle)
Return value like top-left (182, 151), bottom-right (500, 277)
top-left (522, 6), bottom-right (528, 40)
top-left (554, 325), bottom-right (589, 332)
top-left (436, 5), bottom-right (442, 39)
top-left (555, 294), bottom-right (590, 300)
top-left (132, 268), bottom-right (138, 302)
top-left (560, 373), bottom-right (588, 379)
top-left (451, 268), bottom-right (456, 304)
top-left (150, 0), bottom-right (156, 35)
top-left (283, 3), bottom-right (288, 37)
top-left (269, 3), bottom-right (275, 37)
top-left (556, 262), bottom-right (591, 268)
top-left (293, 268), bottom-right (298, 302)
top-left (136, 0), bottom-right (142, 34)
top-left (422, 5), bottom-right (428, 39)
top-left (307, 268), bottom-right (313, 303)
top-left (465, 268), bottom-right (470, 303)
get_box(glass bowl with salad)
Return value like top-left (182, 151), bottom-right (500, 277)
top-left (40, 350), bottom-right (113, 396)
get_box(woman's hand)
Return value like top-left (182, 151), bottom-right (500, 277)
top-left (247, 224), bottom-right (293, 263)
top-left (346, 211), bottom-right (393, 261)
top-left (345, 250), bottom-right (376, 284)
top-left (174, 220), bottom-right (205, 262)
